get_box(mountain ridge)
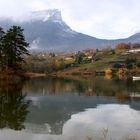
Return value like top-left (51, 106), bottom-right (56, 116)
top-left (0, 9), bottom-right (140, 52)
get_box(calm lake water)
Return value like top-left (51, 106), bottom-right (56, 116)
top-left (0, 76), bottom-right (140, 140)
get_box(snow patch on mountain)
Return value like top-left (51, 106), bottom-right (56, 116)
top-left (30, 9), bottom-right (62, 23)
top-left (29, 38), bottom-right (40, 50)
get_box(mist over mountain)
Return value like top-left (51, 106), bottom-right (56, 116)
top-left (0, 9), bottom-right (140, 52)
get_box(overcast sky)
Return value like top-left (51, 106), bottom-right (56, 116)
top-left (0, 0), bottom-right (140, 39)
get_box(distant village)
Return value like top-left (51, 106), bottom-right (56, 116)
top-left (24, 42), bottom-right (140, 78)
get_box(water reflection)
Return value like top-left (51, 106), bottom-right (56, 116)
top-left (23, 76), bottom-right (140, 103)
top-left (0, 76), bottom-right (140, 140)
top-left (63, 104), bottom-right (140, 140)
top-left (0, 105), bottom-right (140, 140)
top-left (0, 80), bottom-right (30, 130)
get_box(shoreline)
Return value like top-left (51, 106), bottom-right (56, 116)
top-left (24, 72), bottom-right (46, 78)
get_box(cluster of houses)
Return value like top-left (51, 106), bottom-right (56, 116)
top-left (63, 49), bottom-right (97, 61)
top-left (30, 43), bottom-right (140, 63)
top-left (128, 48), bottom-right (140, 53)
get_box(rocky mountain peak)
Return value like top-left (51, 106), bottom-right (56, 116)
top-left (31, 9), bottom-right (62, 22)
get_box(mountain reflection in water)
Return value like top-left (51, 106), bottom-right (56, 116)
top-left (0, 105), bottom-right (140, 140)
top-left (0, 77), bottom-right (140, 140)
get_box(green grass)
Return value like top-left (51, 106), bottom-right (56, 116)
top-left (58, 52), bottom-right (140, 74)
top-left (64, 59), bottom-right (75, 64)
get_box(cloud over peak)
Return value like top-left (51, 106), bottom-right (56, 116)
top-left (0, 0), bottom-right (140, 39)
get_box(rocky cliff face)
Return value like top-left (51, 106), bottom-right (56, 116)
top-left (0, 9), bottom-right (140, 52)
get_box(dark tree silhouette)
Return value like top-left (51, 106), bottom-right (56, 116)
top-left (1, 26), bottom-right (29, 70)
top-left (75, 51), bottom-right (84, 64)
top-left (0, 80), bottom-right (30, 130)
top-left (0, 27), bottom-right (5, 69)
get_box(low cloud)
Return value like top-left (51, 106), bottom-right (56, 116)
top-left (0, 0), bottom-right (140, 39)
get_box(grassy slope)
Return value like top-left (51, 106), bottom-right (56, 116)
top-left (56, 54), bottom-right (118, 74)
top-left (55, 53), bottom-right (140, 76)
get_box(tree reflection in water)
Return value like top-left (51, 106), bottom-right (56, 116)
top-left (0, 79), bottom-right (30, 130)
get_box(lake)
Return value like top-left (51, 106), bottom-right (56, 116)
top-left (0, 76), bottom-right (140, 140)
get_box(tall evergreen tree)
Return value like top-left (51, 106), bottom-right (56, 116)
top-left (0, 27), bottom-right (5, 69)
top-left (2, 26), bottom-right (29, 69)
top-left (0, 27), bottom-right (4, 37)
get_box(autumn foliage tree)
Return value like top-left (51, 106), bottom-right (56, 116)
top-left (115, 43), bottom-right (130, 54)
